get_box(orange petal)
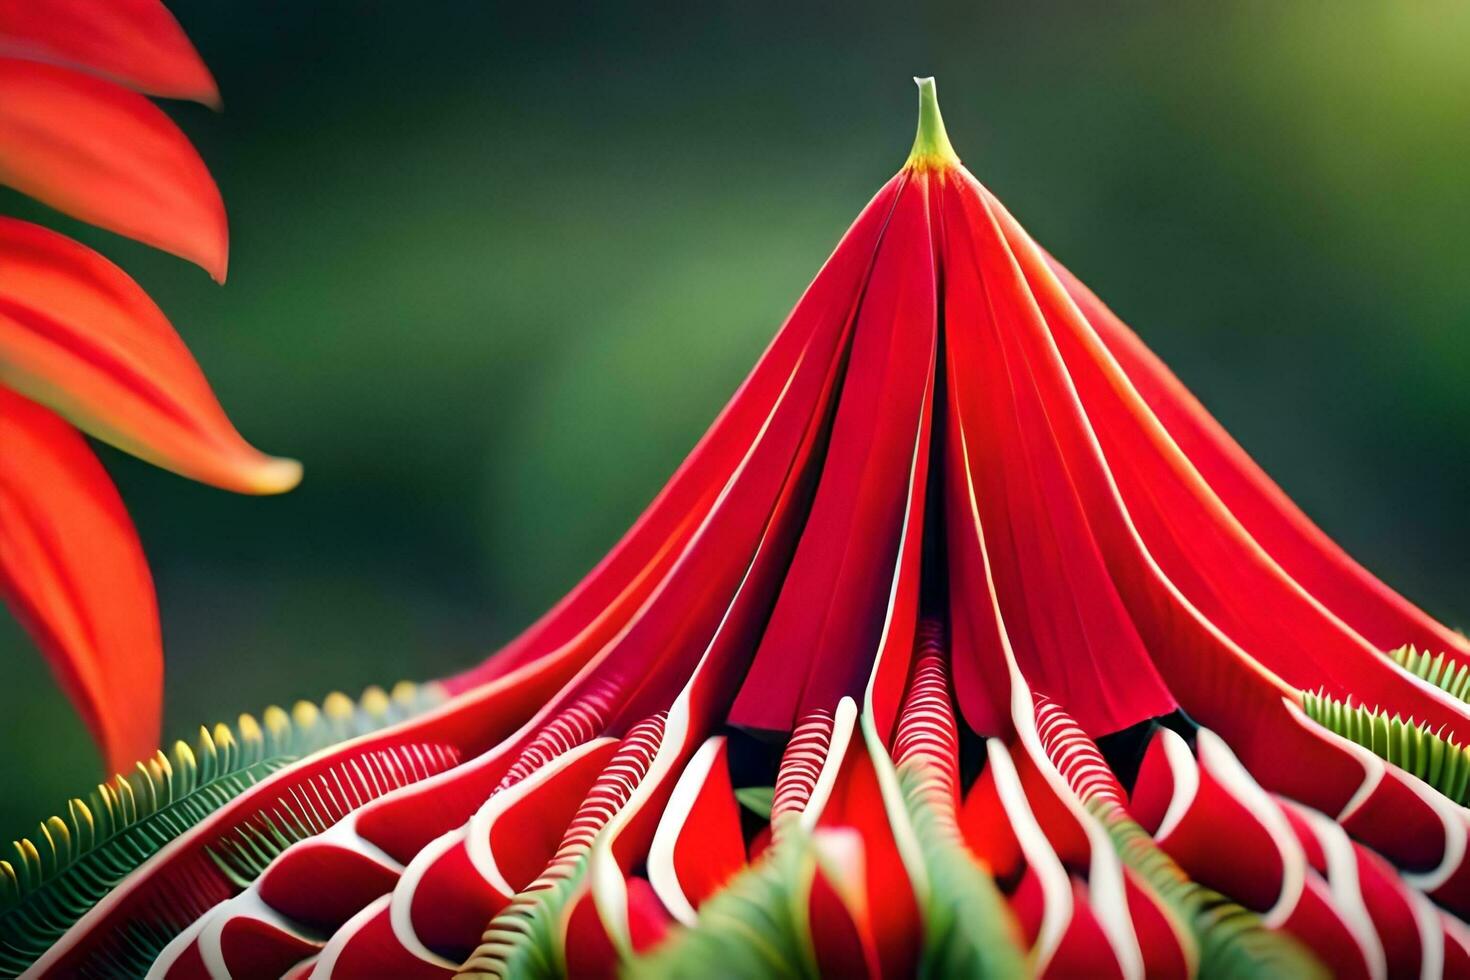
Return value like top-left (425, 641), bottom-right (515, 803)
top-left (0, 387), bottom-right (160, 772)
top-left (0, 58), bottom-right (227, 279)
top-left (0, 218), bottom-right (300, 493)
top-left (0, 0), bottom-right (218, 105)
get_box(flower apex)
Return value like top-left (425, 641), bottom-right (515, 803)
top-left (907, 76), bottom-right (960, 171)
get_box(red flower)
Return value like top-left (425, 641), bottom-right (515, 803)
top-left (9, 78), bottom-right (1470, 979)
top-left (0, 0), bottom-right (299, 774)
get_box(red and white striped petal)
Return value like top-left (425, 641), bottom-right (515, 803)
top-left (400, 736), bottom-right (617, 960)
top-left (151, 890), bottom-right (322, 980)
top-left (984, 739), bottom-right (1126, 978)
top-left (1133, 727), bottom-right (1297, 915)
top-left (1134, 727), bottom-right (1386, 976)
top-left (1280, 798), bottom-right (1443, 979)
top-left (647, 736), bottom-right (746, 923)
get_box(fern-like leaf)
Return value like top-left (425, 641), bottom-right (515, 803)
top-left (0, 681), bottom-right (441, 976)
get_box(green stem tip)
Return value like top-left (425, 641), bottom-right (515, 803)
top-left (908, 76), bottom-right (960, 170)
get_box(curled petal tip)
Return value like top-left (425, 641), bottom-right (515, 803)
top-left (249, 456), bottom-right (304, 495)
top-left (907, 76), bottom-right (959, 171)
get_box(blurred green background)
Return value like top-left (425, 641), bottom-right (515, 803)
top-left (3, 2), bottom-right (1469, 838)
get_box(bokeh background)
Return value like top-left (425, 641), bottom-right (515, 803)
top-left (3, 2), bottom-right (1469, 838)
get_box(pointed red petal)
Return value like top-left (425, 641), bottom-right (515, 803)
top-left (808, 830), bottom-right (882, 980)
top-left (562, 879), bottom-right (626, 980)
top-left (624, 877), bottom-right (674, 953)
top-left (1443, 913), bottom-right (1470, 976)
top-left (1279, 876), bottom-right (1377, 980)
top-left (0, 0), bottom-right (218, 105)
top-left (1041, 879), bottom-right (1127, 980)
top-left (0, 219), bottom-right (298, 492)
top-left (1353, 848), bottom-right (1434, 979)
top-left (0, 59), bottom-right (227, 278)
top-left (0, 387), bottom-right (160, 771)
top-left (157, 894), bottom-right (325, 980)
top-left (958, 766), bottom-right (1024, 880)
top-left (214, 918), bottom-right (320, 980)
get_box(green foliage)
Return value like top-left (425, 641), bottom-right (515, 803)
top-left (0, 682), bottom-right (440, 976)
top-left (734, 786), bottom-right (775, 820)
top-left (1300, 689), bottom-right (1470, 803)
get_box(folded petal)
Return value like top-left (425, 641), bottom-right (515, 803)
top-left (0, 58), bottom-right (227, 279)
top-left (0, 0), bottom-right (218, 105)
top-left (445, 176), bottom-right (904, 693)
top-left (0, 386), bottom-right (159, 770)
top-left (733, 174), bottom-right (937, 731)
top-left (939, 171), bottom-right (1175, 736)
top-left (1048, 254), bottom-right (1470, 660)
top-left (0, 218), bottom-right (298, 492)
top-left (992, 193), bottom-right (1470, 739)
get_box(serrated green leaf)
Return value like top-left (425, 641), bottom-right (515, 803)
top-left (1301, 688), bottom-right (1470, 804)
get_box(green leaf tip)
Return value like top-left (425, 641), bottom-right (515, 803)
top-left (735, 785), bottom-right (775, 820)
top-left (907, 76), bottom-right (960, 171)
